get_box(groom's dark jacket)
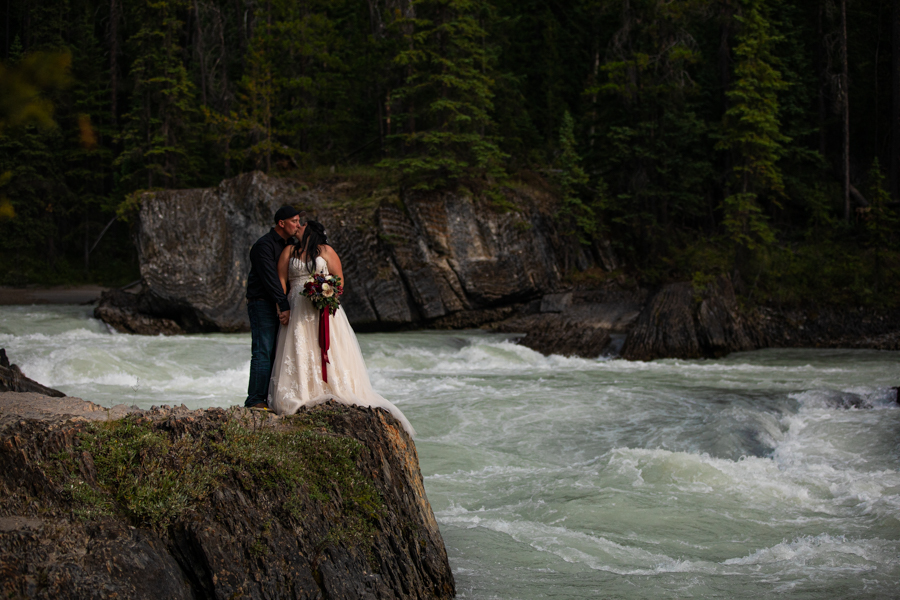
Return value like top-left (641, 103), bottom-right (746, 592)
top-left (246, 228), bottom-right (290, 312)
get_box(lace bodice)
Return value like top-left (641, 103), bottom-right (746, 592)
top-left (289, 256), bottom-right (328, 284)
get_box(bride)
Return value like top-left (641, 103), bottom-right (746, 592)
top-left (267, 220), bottom-right (415, 436)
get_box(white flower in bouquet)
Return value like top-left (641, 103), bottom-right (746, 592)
top-left (321, 282), bottom-right (334, 297)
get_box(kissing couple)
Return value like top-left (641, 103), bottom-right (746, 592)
top-left (243, 205), bottom-right (414, 436)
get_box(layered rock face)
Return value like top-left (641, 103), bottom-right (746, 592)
top-left (617, 277), bottom-right (900, 360)
top-left (96, 172), bottom-right (582, 334)
top-left (620, 277), bottom-right (755, 361)
top-left (0, 394), bottom-right (454, 599)
top-left (97, 173), bottom-right (292, 333)
top-left (489, 286), bottom-right (646, 358)
top-left (92, 171), bottom-right (900, 359)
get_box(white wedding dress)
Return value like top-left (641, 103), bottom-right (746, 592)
top-left (268, 256), bottom-right (415, 436)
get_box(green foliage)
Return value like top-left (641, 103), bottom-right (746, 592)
top-left (0, 51), bottom-right (72, 132)
top-left (52, 411), bottom-right (384, 544)
top-left (716, 0), bottom-right (788, 256)
top-left (761, 239), bottom-right (898, 308)
top-left (205, 0), bottom-right (359, 173)
top-left (0, 0), bottom-right (897, 306)
top-left (66, 419), bottom-right (220, 526)
top-left (673, 232), bottom-right (900, 309)
top-left (378, 0), bottom-right (507, 189)
top-left (862, 159), bottom-right (899, 295)
top-left (116, 0), bottom-right (201, 190)
top-left (555, 110), bottom-right (597, 244)
top-left (217, 414), bottom-right (384, 530)
top-left (586, 0), bottom-right (714, 266)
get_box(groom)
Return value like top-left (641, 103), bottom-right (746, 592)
top-left (245, 205), bottom-right (305, 409)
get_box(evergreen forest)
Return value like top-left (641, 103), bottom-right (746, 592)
top-left (1, 0), bottom-right (898, 308)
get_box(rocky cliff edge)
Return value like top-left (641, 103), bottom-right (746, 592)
top-left (0, 393), bottom-right (454, 599)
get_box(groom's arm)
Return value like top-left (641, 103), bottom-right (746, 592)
top-left (276, 247), bottom-right (292, 325)
top-left (249, 241), bottom-right (290, 313)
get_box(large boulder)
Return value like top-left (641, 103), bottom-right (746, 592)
top-left (97, 172), bottom-right (290, 333)
top-left (620, 276), bottom-right (755, 361)
top-left (96, 172), bottom-right (587, 334)
top-left (489, 286), bottom-right (646, 358)
top-left (0, 394), bottom-right (455, 599)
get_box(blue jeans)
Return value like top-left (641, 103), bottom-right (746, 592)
top-left (246, 299), bottom-right (280, 407)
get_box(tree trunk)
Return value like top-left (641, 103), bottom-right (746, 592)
top-left (84, 208), bottom-right (89, 274)
top-left (891, 0), bottom-right (900, 200)
top-left (718, 1), bottom-right (733, 114)
top-left (817, 3), bottom-right (827, 158)
top-left (193, 0), bottom-right (208, 107)
top-left (265, 2), bottom-right (272, 173)
top-left (589, 45), bottom-right (599, 146)
top-left (841, 0), bottom-right (850, 222)
top-left (109, 0), bottom-right (119, 126)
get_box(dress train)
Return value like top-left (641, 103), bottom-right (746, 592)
top-left (268, 256), bottom-right (415, 436)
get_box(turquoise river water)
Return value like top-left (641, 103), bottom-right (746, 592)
top-left (1, 305), bottom-right (898, 599)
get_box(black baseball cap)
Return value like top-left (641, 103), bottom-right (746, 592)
top-left (274, 205), bottom-right (301, 223)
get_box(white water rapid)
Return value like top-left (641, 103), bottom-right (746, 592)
top-left (2, 305), bottom-right (898, 598)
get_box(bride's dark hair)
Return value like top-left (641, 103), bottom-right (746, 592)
top-left (292, 220), bottom-right (329, 271)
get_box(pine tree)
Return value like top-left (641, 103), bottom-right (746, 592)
top-left (556, 110), bottom-right (594, 244)
top-left (272, 0), bottom-right (355, 166)
top-left (379, 0), bottom-right (506, 189)
top-left (207, 0), bottom-right (360, 172)
top-left (585, 0), bottom-right (712, 266)
top-left (116, 0), bottom-right (200, 190)
top-left (64, 6), bottom-right (115, 273)
top-left (227, 6), bottom-right (280, 174)
top-left (715, 0), bottom-right (788, 257)
top-left (864, 159), bottom-right (898, 295)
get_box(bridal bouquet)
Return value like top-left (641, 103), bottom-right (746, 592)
top-left (302, 273), bottom-right (343, 315)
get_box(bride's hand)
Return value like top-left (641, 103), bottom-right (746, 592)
top-left (279, 309), bottom-right (290, 325)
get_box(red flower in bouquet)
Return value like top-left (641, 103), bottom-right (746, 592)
top-left (301, 273), bottom-right (343, 315)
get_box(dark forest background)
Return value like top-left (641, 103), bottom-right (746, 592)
top-left (1, 0), bottom-right (898, 307)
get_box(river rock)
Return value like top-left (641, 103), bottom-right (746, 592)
top-left (621, 276), bottom-right (754, 361)
top-left (490, 286), bottom-right (646, 357)
top-left (0, 394), bottom-right (454, 599)
top-left (95, 172), bottom-right (598, 334)
top-left (0, 349), bottom-right (65, 397)
top-left (750, 304), bottom-right (900, 351)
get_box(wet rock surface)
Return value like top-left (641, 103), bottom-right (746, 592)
top-left (90, 172), bottom-right (900, 359)
top-left (496, 278), bottom-right (900, 360)
top-left (620, 277), bottom-right (755, 361)
top-left (489, 287), bottom-right (645, 358)
top-left (749, 305), bottom-right (900, 352)
top-left (96, 171), bottom-right (583, 334)
top-left (97, 172), bottom-right (292, 334)
top-left (0, 349), bottom-right (66, 397)
top-left (0, 395), bottom-right (454, 599)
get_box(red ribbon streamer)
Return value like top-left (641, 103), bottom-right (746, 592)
top-left (318, 308), bottom-right (330, 383)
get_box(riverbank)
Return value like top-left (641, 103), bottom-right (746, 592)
top-left (0, 285), bottom-right (108, 306)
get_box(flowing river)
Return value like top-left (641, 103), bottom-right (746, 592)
top-left (2, 304), bottom-right (898, 598)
